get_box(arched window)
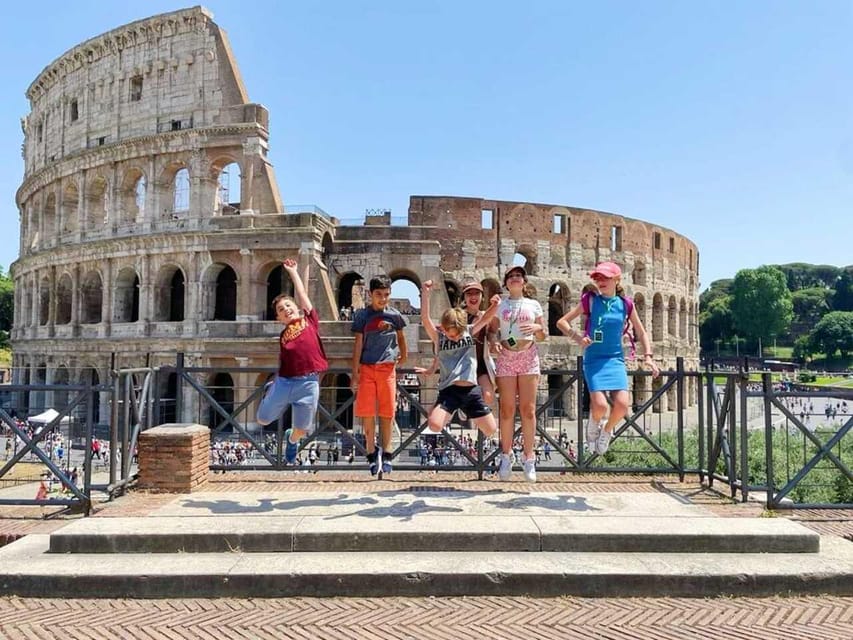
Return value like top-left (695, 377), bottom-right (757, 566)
top-left (135, 176), bottom-right (146, 218)
top-left (169, 270), bottom-right (185, 321)
top-left (154, 266), bottom-right (186, 321)
top-left (62, 182), bottom-right (79, 234)
top-left (80, 271), bottom-right (103, 324)
top-left (217, 162), bottom-right (241, 215)
top-left (173, 168), bottom-right (190, 212)
top-left (38, 277), bottom-right (50, 326)
top-left (266, 265), bottom-right (294, 320)
top-left (211, 265), bottom-right (237, 321)
top-left (668, 296), bottom-right (677, 337)
top-left (652, 294), bottom-right (664, 343)
top-left (114, 268), bottom-right (140, 323)
top-left (56, 274), bottom-right (73, 324)
top-left (337, 272), bottom-right (364, 315)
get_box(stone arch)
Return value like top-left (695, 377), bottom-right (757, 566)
top-left (512, 245), bottom-right (538, 276)
top-left (632, 259), bottom-right (647, 287)
top-left (160, 161), bottom-right (189, 215)
top-left (444, 278), bottom-right (461, 308)
top-left (154, 265), bottom-right (186, 321)
top-left (85, 174), bottom-right (109, 229)
top-left (337, 271), bottom-right (364, 314)
top-left (482, 278), bottom-right (501, 301)
top-left (667, 295), bottom-right (677, 337)
top-left (53, 365), bottom-right (71, 412)
top-left (215, 161), bottom-right (241, 215)
top-left (633, 293), bottom-right (647, 330)
top-left (206, 372), bottom-right (235, 430)
top-left (548, 282), bottom-right (571, 336)
top-left (388, 269), bottom-right (421, 314)
top-left (32, 362), bottom-right (47, 414)
top-left (62, 181), bottom-right (79, 234)
top-left (679, 298), bottom-right (688, 339)
top-left (321, 232), bottom-right (333, 266)
top-left (44, 192), bottom-right (57, 239)
top-left (158, 370), bottom-right (177, 425)
top-left (652, 293), bottom-right (664, 342)
top-left (264, 262), bottom-right (294, 321)
top-left (38, 275), bottom-right (50, 325)
top-left (113, 267), bottom-right (140, 322)
top-left (56, 273), bottom-right (73, 324)
top-left (80, 270), bottom-right (103, 324)
top-left (120, 167), bottom-right (146, 225)
top-left (28, 201), bottom-right (40, 250)
top-left (202, 263), bottom-right (238, 321)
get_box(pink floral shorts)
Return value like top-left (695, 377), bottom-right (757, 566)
top-left (495, 345), bottom-right (540, 377)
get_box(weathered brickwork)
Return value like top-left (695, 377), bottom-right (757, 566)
top-left (11, 7), bottom-right (699, 426)
top-left (138, 424), bottom-right (210, 492)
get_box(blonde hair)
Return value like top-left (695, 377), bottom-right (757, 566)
top-left (440, 308), bottom-right (467, 334)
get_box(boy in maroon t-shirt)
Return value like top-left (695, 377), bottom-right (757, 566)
top-left (256, 257), bottom-right (328, 464)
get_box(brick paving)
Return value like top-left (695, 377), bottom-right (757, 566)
top-left (0, 595), bottom-right (851, 639)
top-left (1, 472), bottom-right (851, 638)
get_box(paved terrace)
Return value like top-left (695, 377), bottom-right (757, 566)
top-left (1, 472), bottom-right (852, 639)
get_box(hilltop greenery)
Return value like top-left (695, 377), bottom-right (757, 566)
top-left (700, 263), bottom-right (853, 364)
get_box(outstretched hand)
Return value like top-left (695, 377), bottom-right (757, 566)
top-left (422, 279), bottom-right (433, 293)
top-left (282, 258), bottom-right (298, 273)
top-left (488, 294), bottom-right (501, 306)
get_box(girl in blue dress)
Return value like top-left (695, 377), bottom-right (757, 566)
top-left (557, 262), bottom-right (659, 455)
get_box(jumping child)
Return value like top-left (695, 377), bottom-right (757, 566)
top-left (256, 256), bottom-right (328, 464)
top-left (420, 279), bottom-right (501, 440)
top-left (556, 261), bottom-right (659, 455)
top-left (351, 275), bottom-right (408, 476)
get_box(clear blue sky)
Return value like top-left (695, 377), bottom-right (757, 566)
top-left (2, 1), bottom-right (851, 293)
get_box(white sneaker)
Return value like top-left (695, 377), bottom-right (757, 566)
top-left (586, 417), bottom-right (604, 444)
top-left (522, 457), bottom-right (537, 483)
top-left (497, 452), bottom-right (513, 481)
top-left (595, 430), bottom-right (613, 455)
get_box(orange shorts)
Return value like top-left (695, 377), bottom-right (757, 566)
top-left (354, 363), bottom-right (397, 418)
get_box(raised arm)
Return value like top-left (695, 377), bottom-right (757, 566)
top-left (471, 294), bottom-right (501, 336)
top-left (420, 280), bottom-right (439, 345)
top-left (282, 258), bottom-right (312, 313)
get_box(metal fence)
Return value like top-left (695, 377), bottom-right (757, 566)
top-left (1, 358), bottom-right (850, 514)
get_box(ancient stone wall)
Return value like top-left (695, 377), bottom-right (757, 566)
top-left (11, 7), bottom-right (701, 427)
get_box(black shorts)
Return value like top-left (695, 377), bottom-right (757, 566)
top-left (436, 384), bottom-right (491, 419)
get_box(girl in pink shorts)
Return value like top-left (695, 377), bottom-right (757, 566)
top-left (489, 265), bottom-right (546, 482)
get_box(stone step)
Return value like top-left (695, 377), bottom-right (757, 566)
top-left (47, 514), bottom-right (821, 554)
top-left (3, 534), bottom-right (852, 598)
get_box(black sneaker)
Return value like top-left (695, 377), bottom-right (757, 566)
top-left (366, 451), bottom-right (379, 476)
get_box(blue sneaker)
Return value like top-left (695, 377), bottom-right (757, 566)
top-left (380, 450), bottom-right (393, 475)
top-left (367, 451), bottom-right (379, 476)
top-left (284, 429), bottom-right (298, 464)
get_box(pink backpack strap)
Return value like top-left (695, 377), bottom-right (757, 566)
top-left (621, 296), bottom-right (637, 359)
top-left (581, 291), bottom-right (592, 336)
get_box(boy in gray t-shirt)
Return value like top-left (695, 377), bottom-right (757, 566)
top-left (351, 275), bottom-right (408, 476)
top-left (419, 279), bottom-right (501, 441)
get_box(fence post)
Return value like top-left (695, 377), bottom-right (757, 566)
top-left (762, 372), bottom-right (775, 508)
top-left (576, 355), bottom-right (585, 466)
top-left (175, 353), bottom-right (184, 421)
top-left (697, 368), bottom-right (705, 484)
top-left (82, 384), bottom-right (95, 515)
top-left (739, 368), bottom-right (749, 503)
top-left (676, 357), bottom-right (685, 481)
top-left (110, 372), bottom-right (120, 487)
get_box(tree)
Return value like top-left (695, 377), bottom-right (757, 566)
top-left (833, 268), bottom-right (853, 312)
top-left (809, 311), bottom-right (853, 359)
top-left (729, 266), bottom-right (793, 346)
top-left (699, 295), bottom-right (733, 351)
top-left (791, 287), bottom-right (832, 324)
top-left (0, 266), bottom-right (12, 346)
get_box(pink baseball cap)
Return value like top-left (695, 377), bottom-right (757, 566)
top-left (589, 262), bottom-right (622, 279)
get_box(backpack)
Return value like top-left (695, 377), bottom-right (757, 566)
top-left (580, 291), bottom-right (636, 359)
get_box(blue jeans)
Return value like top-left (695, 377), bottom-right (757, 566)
top-left (256, 373), bottom-right (319, 430)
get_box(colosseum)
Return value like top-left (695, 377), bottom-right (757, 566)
top-left (11, 6), bottom-right (699, 430)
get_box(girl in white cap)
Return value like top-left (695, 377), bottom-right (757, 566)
top-left (489, 265), bottom-right (547, 482)
top-left (557, 262), bottom-right (659, 455)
